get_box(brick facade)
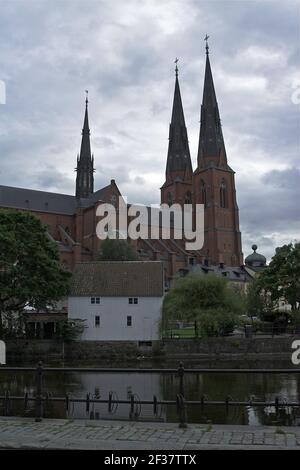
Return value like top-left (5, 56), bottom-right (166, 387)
top-left (0, 48), bottom-right (244, 282)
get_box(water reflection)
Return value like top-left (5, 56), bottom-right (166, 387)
top-left (1, 360), bottom-right (300, 426)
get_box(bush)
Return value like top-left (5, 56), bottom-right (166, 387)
top-left (162, 274), bottom-right (244, 337)
top-left (290, 310), bottom-right (300, 326)
top-left (97, 238), bottom-right (137, 261)
top-left (197, 309), bottom-right (238, 337)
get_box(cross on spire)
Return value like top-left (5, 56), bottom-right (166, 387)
top-left (204, 34), bottom-right (209, 55)
top-left (174, 57), bottom-right (179, 77)
top-left (85, 89), bottom-right (89, 105)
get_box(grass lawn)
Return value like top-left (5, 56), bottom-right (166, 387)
top-left (165, 327), bottom-right (196, 338)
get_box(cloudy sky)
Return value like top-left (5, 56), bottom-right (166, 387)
top-left (0, 0), bottom-right (299, 260)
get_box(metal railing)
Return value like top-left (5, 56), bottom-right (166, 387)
top-left (1, 362), bottom-right (300, 427)
top-left (163, 321), bottom-right (300, 339)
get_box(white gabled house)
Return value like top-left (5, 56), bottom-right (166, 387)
top-left (68, 261), bottom-right (164, 342)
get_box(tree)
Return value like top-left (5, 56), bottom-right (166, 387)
top-left (162, 274), bottom-right (244, 337)
top-left (56, 319), bottom-right (86, 343)
top-left (246, 279), bottom-right (263, 317)
top-left (0, 211), bottom-right (71, 337)
top-left (97, 238), bottom-right (137, 261)
top-left (257, 242), bottom-right (300, 311)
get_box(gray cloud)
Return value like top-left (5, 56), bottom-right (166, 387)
top-left (0, 0), bottom-right (299, 261)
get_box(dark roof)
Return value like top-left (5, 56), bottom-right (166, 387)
top-left (245, 245), bottom-right (267, 270)
top-left (189, 263), bottom-right (252, 282)
top-left (76, 185), bottom-right (113, 208)
top-left (197, 52), bottom-right (229, 169)
top-left (165, 75), bottom-right (193, 176)
top-left (0, 184), bottom-right (112, 215)
top-left (70, 261), bottom-right (164, 297)
top-left (79, 99), bottom-right (91, 163)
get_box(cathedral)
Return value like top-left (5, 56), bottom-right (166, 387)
top-left (0, 44), bottom-right (245, 283)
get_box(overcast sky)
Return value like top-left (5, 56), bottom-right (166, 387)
top-left (0, 0), bottom-right (299, 261)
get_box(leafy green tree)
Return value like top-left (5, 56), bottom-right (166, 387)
top-left (257, 242), bottom-right (300, 311)
top-left (162, 274), bottom-right (244, 337)
top-left (246, 278), bottom-right (271, 318)
top-left (0, 211), bottom-right (71, 337)
top-left (97, 238), bottom-right (137, 261)
top-left (56, 319), bottom-right (86, 343)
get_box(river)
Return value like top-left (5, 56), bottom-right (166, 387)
top-left (1, 359), bottom-right (300, 426)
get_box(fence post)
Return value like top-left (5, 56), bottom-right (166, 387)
top-left (4, 390), bottom-right (10, 416)
top-left (275, 396), bottom-right (279, 415)
top-left (35, 361), bottom-right (43, 422)
top-left (177, 362), bottom-right (187, 428)
top-left (130, 394), bottom-right (134, 420)
top-left (178, 362), bottom-right (185, 396)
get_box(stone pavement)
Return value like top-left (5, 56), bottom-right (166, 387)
top-left (0, 417), bottom-right (300, 450)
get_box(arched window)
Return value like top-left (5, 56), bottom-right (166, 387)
top-left (220, 180), bottom-right (227, 208)
top-left (185, 191), bottom-right (192, 204)
top-left (200, 180), bottom-right (207, 207)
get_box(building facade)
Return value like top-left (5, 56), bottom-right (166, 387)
top-left (68, 261), bottom-right (164, 342)
top-left (0, 44), bottom-right (244, 280)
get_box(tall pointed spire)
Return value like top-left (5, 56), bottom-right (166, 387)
top-left (165, 59), bottom-right (192, 182)
top-left (197, 38), bottom-right (228, 169)
top-left (79, 90), bottom-right (91, 162)
top-left (76, 91), bottom-right (94, 198)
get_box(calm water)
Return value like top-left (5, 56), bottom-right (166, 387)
top-left (1, 359), bottom-right (300, 426)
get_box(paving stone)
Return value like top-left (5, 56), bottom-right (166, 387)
top-left (1, 418), bottom-right (300, 449)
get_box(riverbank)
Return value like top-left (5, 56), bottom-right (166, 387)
top-left (4, 336), bottom-right (299, 363)
top-left (0, 417), bottom-right (299, 450)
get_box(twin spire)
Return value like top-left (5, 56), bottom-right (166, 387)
top-left (165, 36), bottom-right (228, 183)
top-left (75, 90), bottom-right (94, 199)
top-left (75, 39), bottom-right (228, 199)
top-left (197, 40), bottom-right (227, 169)
top-left (165, 58), bottom-right (193, 182)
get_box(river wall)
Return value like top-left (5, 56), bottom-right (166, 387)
top-left (4, 336), bottom-right (300, 363)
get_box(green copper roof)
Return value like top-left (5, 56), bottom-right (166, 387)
top-left (245, 244), bottom-right (266, 266)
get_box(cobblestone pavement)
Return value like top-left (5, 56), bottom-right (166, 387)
top-left (0, 417), bottom-right (300, 449)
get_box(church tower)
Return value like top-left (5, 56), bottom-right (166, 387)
top-left (75, 92), bottom-right (94, 199)
top-left (193, 39), bottom-right (243, 266)
top-left (161, 60), bottom-right (193, 207)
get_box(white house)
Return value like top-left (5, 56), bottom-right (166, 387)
top-left (68, 261), bottom-right (164, 342)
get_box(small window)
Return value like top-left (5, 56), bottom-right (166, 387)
top-left (91, 297), bottom-right (95, 304)
top-left (95, 297), bottom-right (100, 304)
top-left (220, 180), bottom-right (227, 208)
top-left (134, 298), bottom-right (138, 304)
top-left (185, 191), bottom-right (192, 205)
top-left (128, 298), bottom-right (133, 304)
top-left (95, 316), bottom-right (100, 327)
top-left (200, 180), bottom-right (207, 208)
top-left (127, 316), bottom-right (132, 327)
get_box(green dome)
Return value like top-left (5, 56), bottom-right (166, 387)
top-left (245, 244), bottom-right (266, 267)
